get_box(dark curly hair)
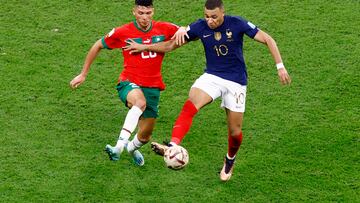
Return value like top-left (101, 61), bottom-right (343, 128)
top-left (135, 0), bottom-right (153, 7)
top-left (205, 0), bottom-right (224, 10)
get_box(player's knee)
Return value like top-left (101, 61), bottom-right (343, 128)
top-left (229, 126), bottom-right (242, 136)
top-left (134, 99), bottom-right (146, 111)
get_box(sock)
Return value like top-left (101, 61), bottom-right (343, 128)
top-left (227, 131), bottom-right (243, 159)
top-left (115, 106), bottom-right (143, 148)
top-left (169, 142), bottom-right (178, 147)
top-left (170, 100), bottom-right (198, 145)
top-left (127, 134), bottom-right (146, 153)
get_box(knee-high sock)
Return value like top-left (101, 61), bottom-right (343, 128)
top-left (170, 100), bottom-right (198, 145)
top-left (116, 106), bottom-right (143, 148)
top-left (227, 131), bottom-right (243, 159)
top-left (127, 134), bottom-right (147, 153)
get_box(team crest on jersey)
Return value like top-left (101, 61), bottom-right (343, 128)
top-left (226, 29), bottom-right (233, 42)
top-left (214, 32), bottom-right (222, 41)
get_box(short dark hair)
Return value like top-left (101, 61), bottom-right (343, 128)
top-left (135, 0), bottom-right (153, 7)
top-left (205, 0), bottom-right (224, 10)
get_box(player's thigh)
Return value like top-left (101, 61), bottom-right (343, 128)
top-left (127, 89), bottom-right (146, 108)
top-left (222, 82), bottom-right (246, 135)
top-left (188, 87), bottom-right (213, 109)
top-left (225, 109), bottom-right (244, 135)
top-left (116, 81), bottom-right (146, 108)
top-left (190, 73), bottom-right (222, 109)
top-left (221, 82), bottom-right (247, 113)
top-left (141, 87), bottom-right (160, 118)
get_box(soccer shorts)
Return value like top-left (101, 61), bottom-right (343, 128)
top-left (191, 73), bottom-right (247, 113)
top-left (116, 81), bottom-right (160, 118)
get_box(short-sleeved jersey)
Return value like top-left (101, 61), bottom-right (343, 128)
top-left (102, 20), bottom-right (178, 90)
top-left (186, 15), bottom-right (259, 85)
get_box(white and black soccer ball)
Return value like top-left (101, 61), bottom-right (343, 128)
top-left (163, 145), bottom-right (189, 170)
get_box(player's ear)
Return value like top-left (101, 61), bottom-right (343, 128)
top-left (221, 7), bottom-right (225, 16)
top-left (132, 7), bottom-right (136, 16)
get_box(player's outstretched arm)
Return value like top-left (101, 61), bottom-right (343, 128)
top-left (70, 39), bottom-right (103, 89)
top-left (124, 38), bottom-right (180, 54)
top-left (254, 30), bottom-right (291, 85)
top-left (171, 26), bottom-right (189, 46)
top-left (123, 26), bottom-right (189, 54)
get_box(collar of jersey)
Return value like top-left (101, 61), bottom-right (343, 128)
top-left (133, 20), bottom-right (153, 33)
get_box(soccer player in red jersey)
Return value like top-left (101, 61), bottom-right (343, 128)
top-left (125, 0), bottom-right (291, 180)
top-left (70, 0), bottom-right (178, 166)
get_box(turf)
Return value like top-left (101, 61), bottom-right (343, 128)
top-left (1, 0), bottom-right (359, 202)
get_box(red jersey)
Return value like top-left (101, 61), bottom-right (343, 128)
top-left (102, 20), bottom-right (178, 90)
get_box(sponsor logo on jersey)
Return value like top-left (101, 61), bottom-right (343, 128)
top-left (203, 34), bottom-right (212, 38)
top-left (143, 39), bottom-right (151, 44)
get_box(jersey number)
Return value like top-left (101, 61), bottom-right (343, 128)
top-left (213, 45), bottom-right (228, 56)
top-left (141, 51), bottom-right (157, 59)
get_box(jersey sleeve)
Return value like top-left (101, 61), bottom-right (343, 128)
top-left (161, 22), bottom-right (180, 41)
top-left (101, 27), bottom-right (124, 49)
top-left (186, 19), bottom-right (203, 41)
top-left (234, 16), bottom-right (259, 39)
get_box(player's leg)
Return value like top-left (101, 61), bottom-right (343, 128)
top-left (126, 118), bottom-right (156, 166)
top-left (220, 110), bottom-right (244, 181)
top-left (170, 73), bottom-right (223, 146)
top-left (226, 110), bottom-right (244, 159)
top-left (219, 81), bottom-right (246, 181)
top-left (126, 87), bottom-right (160, 165)
top-left (151, 87), bottom-right (212, 155)
top-left (105, 82), bottom-right (146, 161)
top-left (170, 87), bottom-right (212, 144)
top-left (152, 73), bottom-right (220, 155)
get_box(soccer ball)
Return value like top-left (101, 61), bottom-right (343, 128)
top-left (164, 145), bottom-right (189, 170)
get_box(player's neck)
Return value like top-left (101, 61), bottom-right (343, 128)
top-left (135, 20), bottom-right (152, 32)
top-left (217, 17), bottom-right (225, 28)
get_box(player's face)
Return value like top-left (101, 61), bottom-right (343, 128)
top-left (133, 6), bottom-right (154, 30)
top-left (204, 7), bottom-right (225, 29)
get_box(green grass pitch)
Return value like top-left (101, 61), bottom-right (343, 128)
top-left (1, 0), bottom-right (359, 202)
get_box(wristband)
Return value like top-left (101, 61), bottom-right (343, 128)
top-left (276, 62), bottom-right (284, 70)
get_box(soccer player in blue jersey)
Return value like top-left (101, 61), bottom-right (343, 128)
top-left (125, 0), bottom-right (291, 181)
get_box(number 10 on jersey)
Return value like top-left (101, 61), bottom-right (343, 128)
top-left (213, 45), bottom-right (229, 56)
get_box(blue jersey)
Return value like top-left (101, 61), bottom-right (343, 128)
top-left (186, 15), bottom-right (259, 85)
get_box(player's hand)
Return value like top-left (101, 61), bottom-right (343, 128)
top-left (123, 39), bottom-right (146, 54)
top-left (70, 74), bottom-right (86, 89)
top-left (277, 67), bottom-right (291, 85)
top-left (171, 26), bottom-right (189, 46)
